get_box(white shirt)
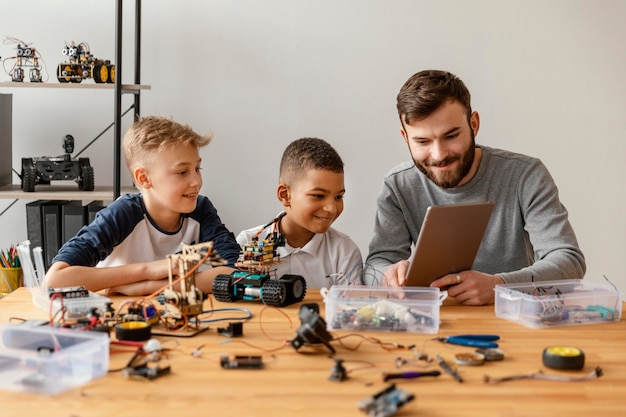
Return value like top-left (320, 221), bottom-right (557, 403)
top-left (236, 223), bottom-right (363, 289)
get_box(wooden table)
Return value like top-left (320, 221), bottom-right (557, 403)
top-left (0, 288), bottom-right (624, 417)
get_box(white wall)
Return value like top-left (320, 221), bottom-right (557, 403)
top-left (1, 0), bottom-right (625, 294)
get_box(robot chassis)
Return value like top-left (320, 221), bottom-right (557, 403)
top-left (212, 228), bottom-right (307, 307)
top-left (20, 134), bottom-right (94, 192)
top-left (57, 41), bottom-right (115, 84)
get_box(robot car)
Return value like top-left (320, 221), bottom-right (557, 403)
top-left (57, 41), bottom-right (115, 83)
top-left (212, 216), bottom-right (307, 307)
top-left (20, 134), bottom-right (94, 192)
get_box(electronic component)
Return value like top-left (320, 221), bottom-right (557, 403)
top-left (329, 358), bottom-right (348, 382)
top-left (217, 322), bottom-right (243, 338)
top-left (220, 355), bottom-right (264, 369)
top-left (48, 286), bottom-right (88, 299)
top-left (358, 384), bottom-right (415, 417)
top-left (291, 303), bottom-right (335, 355)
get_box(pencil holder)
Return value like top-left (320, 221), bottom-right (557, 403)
top-left (0, 267), bottom-right (22, 295)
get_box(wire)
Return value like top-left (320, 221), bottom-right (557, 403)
top-left (219, 338), bottom-right (291, 353)
top-left (192, 307), bottom-right (252, 323)
top-left (484, 367), bottom-right (603, 384)
top-left (332, 333), bottom-right (410, 352)
top-left (602, 275), bottom-right (620, 313)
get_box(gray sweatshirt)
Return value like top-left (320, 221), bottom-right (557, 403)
top-left (366, 146), bottom-right (585, 285)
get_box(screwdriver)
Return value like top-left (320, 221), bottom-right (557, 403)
top-left (437, 354), bottom-right (463, 383)
top-left (383, 370), bottom-right (441, 381)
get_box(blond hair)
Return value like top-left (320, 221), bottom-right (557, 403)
top-left (123, 116), bottom-right (213, 172)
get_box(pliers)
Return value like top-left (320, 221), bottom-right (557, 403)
top-left (435, 334), bottom-right (500, 348)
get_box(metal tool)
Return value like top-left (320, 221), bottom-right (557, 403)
top-left (383, 370), bottom-right (441, 382)
top-left (435, 334), bottom-right (500, 348)
top-left (437, 354), bottom-right (463, 383)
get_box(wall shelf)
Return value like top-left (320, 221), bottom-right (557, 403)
top-left (0, 0), bottom-right (146, 201)
top-left (0, 82), bottom-right (150, 92)
top-left (0, 184), bottom-right (136, 201)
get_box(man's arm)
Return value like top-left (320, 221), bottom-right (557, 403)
top-left (365, 179), bottom-right (418, 286)
top-left (500, 160), bottom-right (586, 283)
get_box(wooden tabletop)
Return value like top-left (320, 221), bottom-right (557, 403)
top-left (0, 288), bottom-right (624, 417)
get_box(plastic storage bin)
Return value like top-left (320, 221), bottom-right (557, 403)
top-left (0, 324), bottom-right (109, 395)
top-left (37, 289), bottom-right (112, 320)
top-left (323, 285), bottom-right (442, 334)
top-left (495, 279), bottom-right (622, 329)
top-left (16, 241), bottom-right (111, 318)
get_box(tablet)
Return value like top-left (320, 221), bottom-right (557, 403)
top-left (405, 202), bottom-right (494, 287)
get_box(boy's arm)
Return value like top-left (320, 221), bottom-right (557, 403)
top-left (105, 265), bottom-right (235, 296)
top-left (45, 258), bottom-right (174, 293)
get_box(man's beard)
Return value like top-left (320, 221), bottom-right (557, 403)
top-left (414, 134), bottom-right (476, 188)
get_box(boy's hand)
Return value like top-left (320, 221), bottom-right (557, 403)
top-left (145, 258), bottom-right (180, 281)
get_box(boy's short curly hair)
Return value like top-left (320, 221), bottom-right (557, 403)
top-left (123, 116), bottom-right (213, 172)
top-left (279, 137), bottom-right (344, 183)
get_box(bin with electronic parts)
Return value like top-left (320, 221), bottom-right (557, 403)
top-left (494, 279), bottom-right (622, 329)
top-left (323, 285), bottom-right (442, 334)
top-left (0, 324), bottom-right (109, 395)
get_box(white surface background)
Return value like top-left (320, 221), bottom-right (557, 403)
top-left (1, 0), bottom-right (624, 294)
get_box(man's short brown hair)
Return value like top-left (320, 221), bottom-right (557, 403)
top-left (397, 70), bottom-right (472, 127)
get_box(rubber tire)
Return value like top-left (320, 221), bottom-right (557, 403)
top-left (212, 274), bottom-right (235, 303)
top-left (79, 165), bottom-right (95, 191)
top-left (115, 321), bottom-right (151, 342)
top-left (93, 64), bottom-right (108, 83)
top-left (57, 64), bottom-right (71, 83)
top-left (107, 65), bottom-right (116, 83)
top-left (21, 167), bottom-right (36, 192)
top-left (542, 346), bottom-right (585, 370)
top-left (280, 274), bottom-right (307, 304)
top-left (261, 280), bottom-right (287, 307)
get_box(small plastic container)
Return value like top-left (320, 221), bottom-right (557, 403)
top-left (16, 241), bottom-right (111, 318)
top-left (27, 281), bottom-right (112, 320)
top-left (0, 324), bottom-right (109, 395)
top-left (323, 285), bottom-right (442, 334)
top-left (495, 279), bottom-right (622, 329)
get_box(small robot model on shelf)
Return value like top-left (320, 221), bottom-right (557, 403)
top-left (57, 41), bottom-right (115, 83)
top-left (2, 37), bottom-right (44, 82)
top-left (20, 134), bottom-right (94, 192)
top-left (212, 215), bottom-right (307, 307)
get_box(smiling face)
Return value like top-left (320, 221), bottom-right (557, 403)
top-left (277, 168), bottom-right (345, 248)
top-left (135, 142), bottom-right (203, 231)
top-left (401, 100), bottom-right (481, 188)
